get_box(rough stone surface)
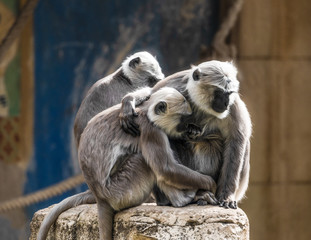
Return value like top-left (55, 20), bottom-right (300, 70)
top-left (30, 203), bottom-right (249, 240)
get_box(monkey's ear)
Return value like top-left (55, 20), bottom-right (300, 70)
top-left (129, 57), bottom-right (141, 68)
top-left (192, 68), bottom-right (202, 81)
top-left (154, 101), bottom-right (167, 115)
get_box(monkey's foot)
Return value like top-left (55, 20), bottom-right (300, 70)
top-left (219, 200), bottom-right (237, 209)
top-left (156, 200), bottom-right (171, 206)
top-left (194, 191), bottom-right (218, 206)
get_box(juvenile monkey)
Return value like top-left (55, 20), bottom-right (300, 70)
top-left (74, 51), bottom-right (164, 146)
top-left (37, 87), bottom-right (216, 240)
top-left (120, 60), bottom-right (252, 209)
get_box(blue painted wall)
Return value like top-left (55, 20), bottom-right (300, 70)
top-left (24, 0), bottom-right (219, 218)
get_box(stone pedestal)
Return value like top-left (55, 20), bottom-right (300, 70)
top-left (30, 203), bottom-right (249, 240)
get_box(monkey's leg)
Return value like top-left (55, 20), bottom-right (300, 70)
top-left (97, 199), bottom-right (114, 240)
top-left (141, 130), bottom-right (216, 192)
top-left (105, 154), bottom-right (156, 210)
top-left (88, 154), bottom-right (156, 240)
top-left (216, 138), bottom-right (248, 209)
top-left (152, 184), bottom-right (196, 207)
top-left (152, 185), bottom-right (171, 206)
top-left (157, 182), bottom-right (196, 208)
top-left (235, 140), bottom-right (250, 203)
top-left (193, 190), bottom-right (219, 206)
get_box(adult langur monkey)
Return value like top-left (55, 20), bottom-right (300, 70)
top-left (36, 51), bottom-right (165, 240)
top-left (37, 88), bottom-right (217, 240)
top-left (120, 60), bottom-right (252, 209)
top-left (74, 51), bottom-right (164, 147)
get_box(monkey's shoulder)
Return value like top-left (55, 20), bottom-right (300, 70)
top-left (153, 70), bottom-right (189, 92)
top-left (84, 68), bottom-right (133, 100)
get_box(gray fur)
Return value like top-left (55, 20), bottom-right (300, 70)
top-left (74, 51), bottom-right (164, 147)
top-left (37, 51), bottom-right (164, 240)
top-left (184, 61), bottom-right (252, 207)
top-left (120, 60), bottom-right (252, 208)
top-left (79, 88), bottom-right (216, 240)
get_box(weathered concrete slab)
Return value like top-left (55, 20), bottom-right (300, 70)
top-left (30, 203), bottom-right (249, 240)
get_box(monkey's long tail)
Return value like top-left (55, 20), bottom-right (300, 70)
top-left (37, 190), bottom-right (95, 240)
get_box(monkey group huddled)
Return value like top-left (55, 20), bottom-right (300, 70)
top-left (37, 52), bottom-right (252, 240)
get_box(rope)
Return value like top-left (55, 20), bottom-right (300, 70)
top-left (0, 174), bottom-right (84, 213)
top-left (211, 0), bottom-right (244, 59)
top-left (0, 0), bottom-right (40, 63)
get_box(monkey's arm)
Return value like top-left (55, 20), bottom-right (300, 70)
top-left (140, 126), bottom-right (216, 192)
top-left (216, 99), bottom-right (252, 208)
top-left (119, 87), bottom-right (153, 136)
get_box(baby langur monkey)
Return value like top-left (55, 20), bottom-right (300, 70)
top-left (79, 87), bottom-right (217, 240)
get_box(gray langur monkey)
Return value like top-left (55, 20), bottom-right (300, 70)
top-left (37, 87), bottom-right (217, 240)
top-left (120, 60), bottom-right (252, 209)
top-left (79, 87), bottom-right (216, 240)
top-left (37, 51), bottom-right (164, 240)
top-left (74, 51), bottom-right (164, 147)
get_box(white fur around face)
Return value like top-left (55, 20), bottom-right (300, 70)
top-left (146, 87), bottom-right (192, 137)
top-left (122, 51), bottom-right (164, 85)
top-left (186, 61), bottom-right (240, 119)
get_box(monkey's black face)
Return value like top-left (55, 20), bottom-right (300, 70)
top-left (187, 62), bottom-right (240, 119)
top-left (212, 89), bottom-right (233, 113)
top-left (148, 76), bottom-right (160, 87)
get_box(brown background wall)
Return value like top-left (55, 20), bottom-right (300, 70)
top-left (236, 0), bottom-right (311, 239)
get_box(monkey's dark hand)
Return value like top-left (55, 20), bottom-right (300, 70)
top-left (119, 100), bottom-right (140, 137)
top-left (186, 124), bottom-right (202, 140)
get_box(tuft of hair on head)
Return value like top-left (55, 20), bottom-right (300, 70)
top-left (189, 60), bottom-right (239, 91)
top-left (148, 87), bottom-right (184, 108)
top-left (122, 51), bottom-right (164, 83)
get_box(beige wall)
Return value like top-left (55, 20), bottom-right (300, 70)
top-left (236, 0), bottom-right (311, 239)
